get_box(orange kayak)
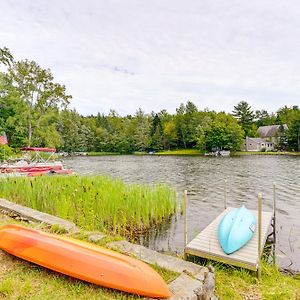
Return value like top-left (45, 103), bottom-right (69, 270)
top-left (0, 224), bottom-right (170, 298)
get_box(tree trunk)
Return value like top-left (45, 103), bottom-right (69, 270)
top-left (27, 111), bottom-right (32, 147)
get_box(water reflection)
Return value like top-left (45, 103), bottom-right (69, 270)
top-left (63, 155), bottom-right (300, 271)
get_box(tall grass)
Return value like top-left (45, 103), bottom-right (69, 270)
top-left (0, 175), bottom-right (177, 235)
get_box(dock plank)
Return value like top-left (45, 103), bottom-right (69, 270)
top-left (185, 207), bottom-right (273, 271)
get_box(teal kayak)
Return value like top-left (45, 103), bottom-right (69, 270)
top-left (218, 205), bottom-right (256, 254)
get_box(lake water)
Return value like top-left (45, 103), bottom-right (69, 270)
top-left (63, 155), bottom-right (300, 271)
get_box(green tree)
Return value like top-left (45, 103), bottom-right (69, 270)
top-left (162, 120), bottom-right (178, 149)
top-left (32, 111), bottom-right (61, 148)
top-left (0, 47), bottom-right (13, 67)
top-left (175, 103), bottom-right (188, 148)
top-left (232, 101), bottom-right (254, 137)
top-left (255, 110), bottom-right (276, 127)
top-left (196, 113), bottom-right (244, 152)
top-left (175, 101), bottom-right (198, 148)
top-left (0, 144), bottom-right (14, 161)
top-left (133, 109), bottom-right (151, 151)
top-left (8, 59), bottom-right (71, 146)
top-left (195, 115), bottom-right (213, 150)
top-left (286, 111), bottom-right (300, 152)
top-left (275, 124), bottom-right (288, 151)
top-left (0, 73), bottom-right (27, 147)
top-left (277, 106), bottom-right (300, 151)
top-left (150, 114), bottom-right (163, 150)
top-left (57, 109), bottom-right (86, 152)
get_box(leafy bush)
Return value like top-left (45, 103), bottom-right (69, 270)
top-left (0, 145), bottom-right (15, 161)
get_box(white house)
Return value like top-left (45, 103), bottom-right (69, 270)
top-left (242, 124), bottom-right (288, 152)
top-left (242, 137), bottom-right (275, 151)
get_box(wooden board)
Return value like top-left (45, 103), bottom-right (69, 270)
top-left (185, 207), bottom-right (273, 271)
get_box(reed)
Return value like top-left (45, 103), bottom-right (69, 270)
top-left (0, 175), bottom-right (177, 235)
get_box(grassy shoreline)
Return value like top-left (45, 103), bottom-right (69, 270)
top-left (187, 254), bottom-right (300, 299)
top-left (215, 262), bottom-right (300, 299)
top-left (87, 152), bottom-right (121, 156)
top-left (0, 175), bottom-right (178, 236)
top-left (1, 213), bottom-right (300, 299)
top-left (85, 149), bottom-right (204, 156)
top-left (84, 149), bottom-right (300, 157)
top-left (155, 149), bottom-right (204, 156)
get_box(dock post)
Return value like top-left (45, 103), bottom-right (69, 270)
top-left (224, 179), bottom-right (228, 209)
top-left (183, 190), bottom-right (188, 260)
top-left (257, 193), bottom-right (262, 280)
top-left (273, 182), bottom-right (277, 265)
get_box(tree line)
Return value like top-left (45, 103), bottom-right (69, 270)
top-left (0, 47), bottom-right (300, 154)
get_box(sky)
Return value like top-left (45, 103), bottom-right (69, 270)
top-left (1, 0), bottom-right (300, 116)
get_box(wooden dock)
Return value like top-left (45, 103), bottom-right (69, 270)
top-left (185, 207), bottom-right (273, 271)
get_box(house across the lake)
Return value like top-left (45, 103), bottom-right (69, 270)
top-left (242, 137), bottom-right (275, 151)
top-left (242, 124), bottom-right (288, 151)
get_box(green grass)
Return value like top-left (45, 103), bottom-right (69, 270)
top-left (0, 175), bottom-right (177, 236)
top-left (215, 262), bottom-right (300, 300)
top-left (132, 151), bottom-right (148, 155)
top-left (0, 255), bottom-right (141, 300)
top-left (1, 214), bottom-right (300, 299)
top-left (186, 254), bottom-right (300, 299)
top-left (88, 149), bottom-right (204, 156)
top-left (87, 152), bottom-right (121, 156)
top-left (155, 149), bottom-right (203, 156)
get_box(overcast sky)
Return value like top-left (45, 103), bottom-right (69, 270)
top-left (1, 0), bottom-right (300, 116)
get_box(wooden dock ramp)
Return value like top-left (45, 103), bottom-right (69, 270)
top-left (185, 207), bottom-right (273, 271)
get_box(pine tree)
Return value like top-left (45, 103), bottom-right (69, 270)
top-left (232, 101), bottom-right (254, 137)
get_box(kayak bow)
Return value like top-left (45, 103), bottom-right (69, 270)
top-left (218, 205), bottom-right (256, 254)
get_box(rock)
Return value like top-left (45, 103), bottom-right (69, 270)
top-left (88, 233), bottom-right (106, 243)
top-left (168, 273), bottom-right (203, 300)
top-left (0, 198), bottom-right (78, 233)
top-left (107, 240), bottom-right (208, 279)
top-left (199, 268), bottom-right (215, 300)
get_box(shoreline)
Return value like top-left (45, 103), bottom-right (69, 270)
top-left (0, 198), bottom-right (299, 299)
top-left (81, 150), bottom-right (300, 157)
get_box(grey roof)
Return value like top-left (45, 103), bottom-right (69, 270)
top-left (257, 124), bottom-right (288, 138)
top-left (246, 137), bottom-right (268, 144)
top-left (245, 137), bottom-right (275, 144)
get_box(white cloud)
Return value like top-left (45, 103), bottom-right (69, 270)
top-left (1, 0), bottom-right (300, 115)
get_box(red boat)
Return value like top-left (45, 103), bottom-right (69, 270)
top-left (0, 147), bottom-right (72, 176)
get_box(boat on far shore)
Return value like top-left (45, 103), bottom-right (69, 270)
top-left (205, 150), bottom-right (231, 157)
top-left (0, 147), bottom-right (72, 177)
